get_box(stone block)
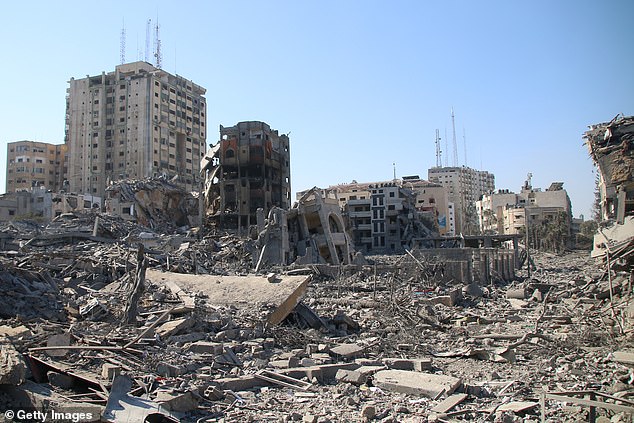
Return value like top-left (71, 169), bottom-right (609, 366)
top-left (101, 363), bottom-right (121, 381)
top-left (335, 369), bottom-right (367, 385)
top-left (187, 341), bottom-right (225, 355)
top-left (154, 390), bottom-right (200, 412)
top-left (47, 371), bottom-right (74, 389)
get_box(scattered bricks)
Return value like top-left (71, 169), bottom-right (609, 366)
top-left (373, 370), bottom-right (462, 398)
top-left (335, 369), bottom-right (368, 385)
top-left (187, 341), bottom-right (225, 355)
top-left (330, 343), bottom-right (366, 359)
top-left (360, 404), bottom-right (376, 421)
top-left (101, 363), bottom-right (121, 381)
top-left (47, 371), bottom-right (75, 389)
top-left (156, 317), bottom-right (193, 339)
top-left (154, 390), bottom-right (200, 412)
top-left (156, 362), bottom-right (185, 377)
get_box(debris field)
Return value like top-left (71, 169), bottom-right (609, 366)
top-left (0, 211), bottom-right (633, 422)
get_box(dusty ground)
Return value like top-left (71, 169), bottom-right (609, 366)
top-left (0, 219), bottom-right (632, 423)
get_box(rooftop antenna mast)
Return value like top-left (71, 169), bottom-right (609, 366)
top-left (144, 19), bottom-right (151, 62)
top-left (463, 127), bottom-right (468, 167)
top-left (451, 107), bottom-right (458, 167)
top-left (444, 128), bottom-right (448, 167)
top-left (393, 162), bottom-right (397, 180)
top-left (435, 129), bottom-right (442, 167)
top-left (120, 19), bottom-right (126, 65)
top-left (153, 19), bottom-right (162, 69)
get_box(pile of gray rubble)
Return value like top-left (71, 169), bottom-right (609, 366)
top-left (0, 211), bottom-right (633, 422)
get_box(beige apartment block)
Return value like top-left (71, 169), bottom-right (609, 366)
top-left (66, 61), bottom-right (206, 199)
top-left (402, 175), bottom-right (452, 236)
top-left (477, 181), bottom-right (572, 236)
top-left (6, 141), bottom-right (67, 193)
top-left (428, 166), bottom-right (495, 235)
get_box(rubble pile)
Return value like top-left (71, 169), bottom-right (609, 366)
top-left (0, 215), bottom-right (633, 422)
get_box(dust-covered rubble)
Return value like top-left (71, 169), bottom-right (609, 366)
top-left (0, 212), bottom-right (632, 422)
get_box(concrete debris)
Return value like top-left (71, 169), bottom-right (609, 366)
top-left (0, 336), bottom-right (27, 385)
top-left (373, 369), bottom-right (462, 398)
top-left (0, 201), bottom-right (632, 422)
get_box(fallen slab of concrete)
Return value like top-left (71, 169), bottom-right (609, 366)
top-left (147, 270), bottom-right (311, 325)
top-left (373, 370), bottom-right (462, 398)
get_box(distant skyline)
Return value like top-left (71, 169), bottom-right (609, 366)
top-left (1, 1), bottom-right (633, 219)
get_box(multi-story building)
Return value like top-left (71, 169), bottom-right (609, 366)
top-left (65, 61), bottom-right (206, 199)
top-left (476, 181), bottom-right (572, 238)
top-left (332, 179), bottom-right (435, 254)
top-left (6, 141), bottom-right (67, 193)
top-left (428, 166), bottom-right (495, 235)
top-left (401, 175), bottom-right (452, 236)
top-left (217, 121), bottom-right (291, 230)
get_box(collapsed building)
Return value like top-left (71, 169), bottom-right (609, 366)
top-left (255, 187), bottom-right (355, 268)
top-left (331, 179), bottom-right (438, 254)
top-left (105, 177), bottom-right (200, 231)
top-left (585, 114), bottom-right (634, 268)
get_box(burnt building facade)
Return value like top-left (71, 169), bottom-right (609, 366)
top-left (216, 121), bottom-right (291, 230)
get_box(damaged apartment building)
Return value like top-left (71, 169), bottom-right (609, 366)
top-left (585, 114), bottom-right (634, 266)
top-left (202, 121), bottom-right (291, 232)
top-left (65, 61), bottom-right (207, 200)
top-left (331, 178), bottom-right (438, 254)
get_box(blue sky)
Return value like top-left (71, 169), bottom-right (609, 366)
top-left (1, 1), bottom-right (632, 218)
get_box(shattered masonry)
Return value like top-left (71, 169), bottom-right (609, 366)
top-left (0, 116), bottom-right (632, 422)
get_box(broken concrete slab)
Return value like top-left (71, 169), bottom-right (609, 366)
top-left (612, 351), bottom-right (634, 366)
top-left (0, 324), bottom-right (32, 339)
top-left (0, 336), bottom-right (27, 385)
top-left (329, 343), bottom-right (366, 359)
top-left (154, 390), bottom-right (200, 412)
top-left (335, 369), bottom-right (368, 385)
top-left (431, 393), bottom-right (468, 413)
top-left (147, 270), bottom-right (311, 325)
top-left (373, 370), bottom-right (462, 398)
top-left (156, 317), bottom-right (194, 339)
top-left (186, 341), bottom-right (225, 355)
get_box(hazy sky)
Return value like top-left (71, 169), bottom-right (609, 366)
top-left (1, 1), bottom-right (632, 218)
